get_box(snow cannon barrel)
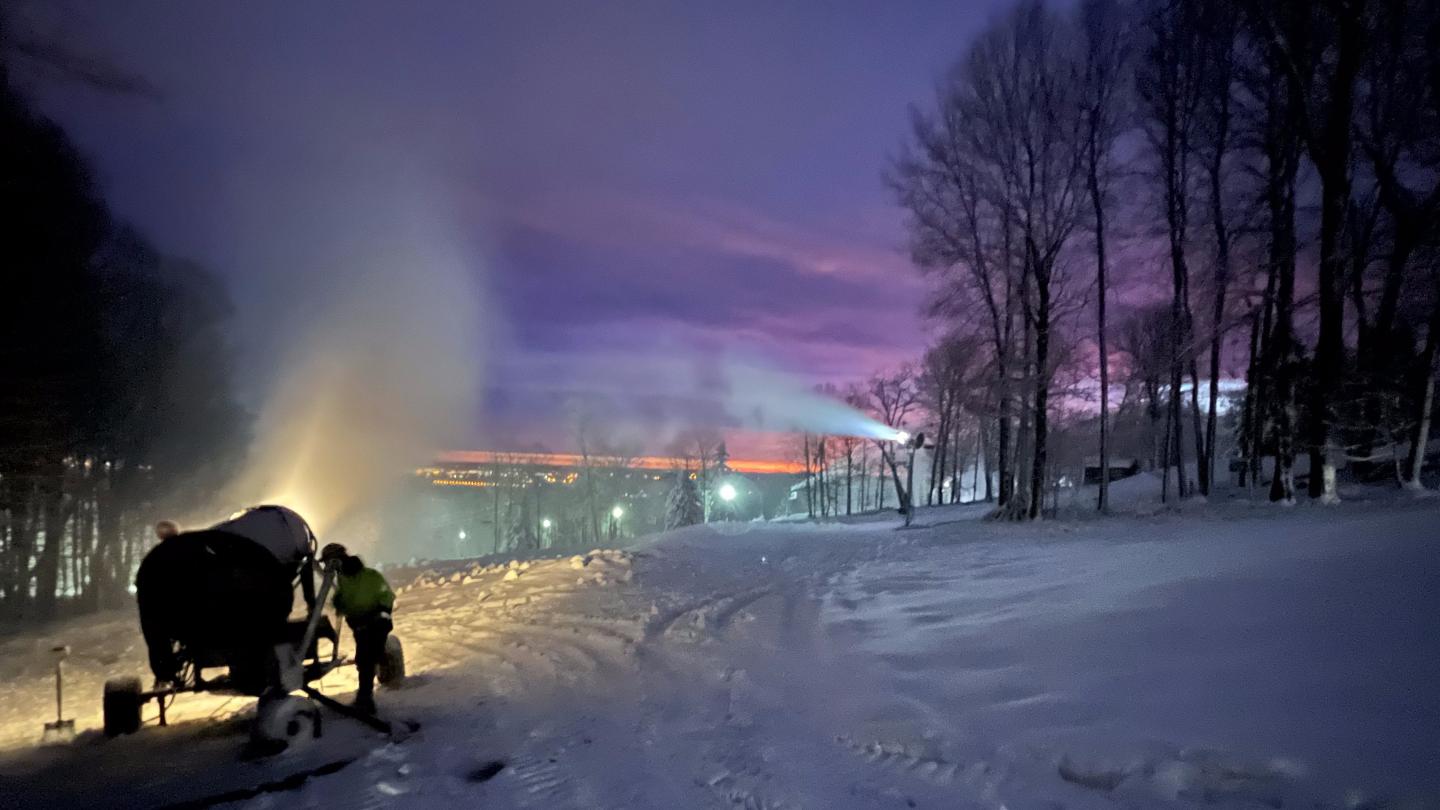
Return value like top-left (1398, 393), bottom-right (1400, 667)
top-left (134, 505), bottom-right (318, 693)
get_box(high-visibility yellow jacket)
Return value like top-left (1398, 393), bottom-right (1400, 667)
top-left (333, 567), bottom-right (394, 620)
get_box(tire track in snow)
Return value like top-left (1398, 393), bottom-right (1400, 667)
top-left (835, 735), bottom-right (969, 787)
top-left (642, 585), bottom-right (776, 645)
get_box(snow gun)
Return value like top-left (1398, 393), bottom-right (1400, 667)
top-left (104, 505), bottom-right (405, 753)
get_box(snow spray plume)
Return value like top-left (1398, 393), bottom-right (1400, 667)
top-left (226, 219), bottom-right (482, 548)
top-left (502, 348), bottom-right (905, 443)
top-left (716, 364), bottom-right (905, 441)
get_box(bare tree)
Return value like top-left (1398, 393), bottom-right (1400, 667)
top-left (893, 92), bottom-right (1021, 511)
top-left (918, 335), bottom-right (977, 506)
top-left (1243, 22), bottom-right (1305, 503)
top-left (1407, 268), bottom-right (1440, 489)
top-left (1075, 0), bottom-right (1134, 512)
top-left (1139, 0), bottom-right (1210, 500)
top-left (842, 384), bottom-right (870, 513)
top-left (1197, 0), bottom-right (1240, 493)
top-left (1353, 0), bottom-right (1440, 480)
top-left (868, 368), bottom-right (919, 514)
top-left (1251, 0), bottom-right (1371, 502)
top-left (899, 2), bottom-right (1085, 520)
top-left (566, 399), bottom-right (604, 545)
top-left (1118, 305), bottom-right (1174, 472)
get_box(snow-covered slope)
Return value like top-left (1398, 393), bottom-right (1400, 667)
top-left (3, 497), bottom-right (1437, 809)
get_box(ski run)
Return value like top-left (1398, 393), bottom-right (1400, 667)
top-left (2, 486), bottom-right (1437, 809)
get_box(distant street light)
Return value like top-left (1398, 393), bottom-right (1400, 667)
top-left (611, 505), bottom-right (625, 519)
top-left (458, 529), bottom-right (467, 541)
top-left (718, 482), bottom-right (738, 503)
top-left (541, 518), bottom-right (552, 529)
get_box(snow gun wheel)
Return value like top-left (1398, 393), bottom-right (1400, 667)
top-left (378, 635), bottom-right (405, 687)
top-left (102, 677), bottom-right (144, 737)
top-left (251, 695), bottom-right (320, 754)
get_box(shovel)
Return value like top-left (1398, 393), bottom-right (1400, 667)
top-left (41, 645), bottom-right (75, 744)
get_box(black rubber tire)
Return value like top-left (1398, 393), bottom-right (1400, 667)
top-left (378, 635), bottom-right (405, 687)
top-left (103, 677), bottom-right (144, 736)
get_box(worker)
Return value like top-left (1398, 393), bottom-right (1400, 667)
top-left (319, 543), bottom-right (395, 715)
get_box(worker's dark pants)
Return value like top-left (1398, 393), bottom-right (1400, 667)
top-left (350, 616), bottom-right (393, 700)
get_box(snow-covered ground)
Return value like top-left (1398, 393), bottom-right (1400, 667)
top-left (2, 494), bottom-right (1438, 809)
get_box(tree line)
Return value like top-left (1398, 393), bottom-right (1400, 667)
top-left (0, 42), bottom-right (246, 621)
top-left (882, 0), bottom-right (1440, 519)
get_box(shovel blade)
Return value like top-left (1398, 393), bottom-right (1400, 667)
top-left (41, 720), bottom-right (75, 744)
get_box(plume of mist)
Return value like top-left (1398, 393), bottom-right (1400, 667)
top-left (225, 223), bottom-right (483, 546)
top-left (717, 363), bottom-right (903, 440)
top-left (496, 347), bottom-right (904, 449)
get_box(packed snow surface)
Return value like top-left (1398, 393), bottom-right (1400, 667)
top-left (2, 495), bottom-right (1437, 809)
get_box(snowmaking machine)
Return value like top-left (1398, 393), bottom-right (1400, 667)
top-left (103, 505), bottom-right (405, 751)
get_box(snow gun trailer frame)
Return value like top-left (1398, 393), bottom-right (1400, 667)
top-left (103, 506), bottom-right (405, 751)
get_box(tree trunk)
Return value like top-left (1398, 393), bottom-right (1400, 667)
top-left (1161, 381), bottom-right (1174, 502)
top-left (1166, 187), bottom-right (1191, 500)
top-left (802, 435), bottom-right (814, 518)
top-left (1245, 245), bottom-right (1279, 491)
top-left (845, 447), bottom-right (854, 515)
top-left (1205, 165), bottom-right (1231, 496)
top-left (32, 475), bottom-right (66, 620)
top-left (1406, 296), bottom-right (1440, 489)
top-left (981, 417), bottom-right (994, 501)
top-left (1146, 376), bottom-right (1162, 470)
top-left (1307, 163), bottom-right (1348, 502)
top-left (1303, 4), bottom-right (1364, 503)
top-left (89, 479), bottom-right (120, 608)
top-left (1189, 357), bottom-right (1208, 495)
top-left (1090, 141), bottom-right (1112, 513)
top-left (1029, 252), bottom-right (1051, 521)
top-left (880, 444), bottom-right (908, 515)
top-left (953, 419), bottom-right (965, 503)
top-left (1168, 347), bottom-right (1188, 499)
top-left (1264, 68), bottom-right (1301, 505)
top-left (2, 483), bottom-right (38, 618)
top-left (1241, 304), bottom-right (1262, 490)
top-left (927, 402), bottom-right (945, 507)
top-left (996, 382), bottom-right (1012, 506)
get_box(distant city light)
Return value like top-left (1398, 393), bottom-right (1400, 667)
top-left (718, 482), bottom-right (738, 502)
top-left (611, 505), bottom-right (625, 519)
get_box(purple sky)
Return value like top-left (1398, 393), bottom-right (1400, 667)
top-left (31, 1), bottom-right (1011, 455)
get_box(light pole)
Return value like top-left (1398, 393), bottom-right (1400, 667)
top-left (903, 432), bottom-right (925, 528)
